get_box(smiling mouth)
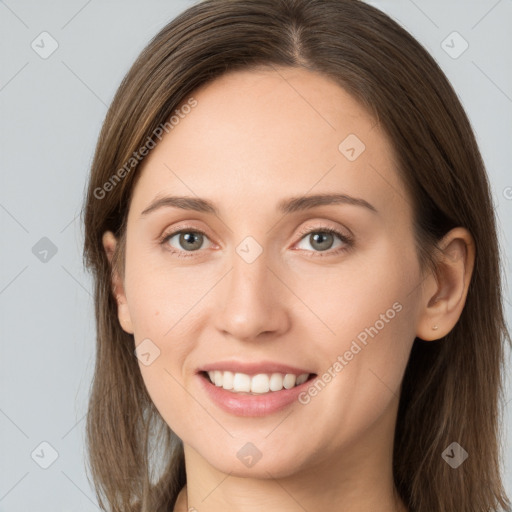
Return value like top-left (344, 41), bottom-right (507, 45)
top-left (200, 370), bottom-right (317, 395)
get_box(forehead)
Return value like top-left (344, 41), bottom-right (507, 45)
top-left (128, 66), bottom-right (408, 221)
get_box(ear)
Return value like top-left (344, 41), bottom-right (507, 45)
top-left (416, 227), bottom-right (475, 341)
top-left (102, 230), bottom-right (134, 335)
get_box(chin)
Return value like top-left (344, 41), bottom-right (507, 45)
top-left (197, 440), bottom-right (311, 479)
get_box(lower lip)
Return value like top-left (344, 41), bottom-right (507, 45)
top-left (198, 373), bottom-right (315, 417)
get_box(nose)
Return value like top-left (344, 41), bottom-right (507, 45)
top-left (213, 248), bottom-right (291, 342)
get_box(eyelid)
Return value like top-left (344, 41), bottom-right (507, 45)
top-left (294, 221), bottom-right (353, 242)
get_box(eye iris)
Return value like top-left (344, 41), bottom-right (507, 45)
top-left (180, 232), bottom-right (202, 250)
top-left (310, 232), bottom-right (334, 251)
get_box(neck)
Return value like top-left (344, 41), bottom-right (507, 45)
top-left (174, 472), bottom-right (407, 512)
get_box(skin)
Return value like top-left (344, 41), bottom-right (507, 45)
top-left (102, 66), bottom-right (475, 512)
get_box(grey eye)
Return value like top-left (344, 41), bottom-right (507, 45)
top-left (167, 231), bottom-right (210, 251)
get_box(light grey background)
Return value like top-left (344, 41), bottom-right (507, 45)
top-left (0, 0), bottom-right (511, 510)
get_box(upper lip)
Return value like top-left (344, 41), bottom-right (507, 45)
top-left (198, 360), bottom-right (315, 376)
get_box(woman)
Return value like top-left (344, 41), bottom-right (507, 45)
top-left (82, 1), bottom-right (511, 511)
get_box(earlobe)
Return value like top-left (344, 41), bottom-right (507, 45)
top-left (415, 227), bottom-right (475, 341)
top-left (102, 230), bottom-right (134, 335)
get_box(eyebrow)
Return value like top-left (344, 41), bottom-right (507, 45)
top-left (140, 193), bottom-right (378, 217)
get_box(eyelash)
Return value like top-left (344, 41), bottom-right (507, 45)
top-left (158, 225), bottom-right (354, 259)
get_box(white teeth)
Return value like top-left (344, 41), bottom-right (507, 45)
top-left (232, 372), bottom-right (251, 392)
top-left (206, 371), bottom-right (310, 394)
top-left (251, 374), bottom-right (270, 394)
top-left (269, 373), bottom-right (283, 391)
top-left (283, 374), bottom-right (296, 389)
top-left (222, 371), bottom-right (234, 390)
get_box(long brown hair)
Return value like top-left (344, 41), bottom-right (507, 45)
top-left (81, 1), bottom-right (511, 510)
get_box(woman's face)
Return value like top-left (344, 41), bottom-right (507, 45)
top-left (107, 66), bottom-right (425, 479)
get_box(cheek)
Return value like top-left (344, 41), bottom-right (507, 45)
top-left (128, 286), bottom-right (196, 433)
top-left (287, 238), bottom-right (417, 346)
top-left (293, 298), bottom-right (416, 460)
top-left (294, 242), bottom-right (418, 422)
top-left (124, 248), bottom-right (202, 338)
top-left (123, 251), bottom-right (210, 420)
